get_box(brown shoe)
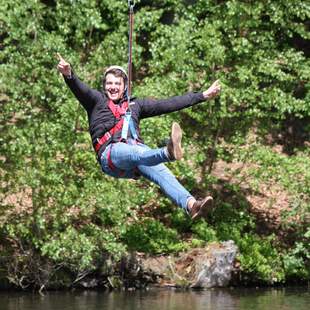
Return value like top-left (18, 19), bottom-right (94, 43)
top-left (189, 196), bottom-right (214, 220)
top-left (167, 122), bottom-right (183, 160)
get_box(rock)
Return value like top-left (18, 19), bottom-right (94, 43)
top-left (190, 240), bottom-right (238, 288)
top-left (80, 278), bottom-right (99, 288)
top-left (140, 241), bottom-right (238, 288)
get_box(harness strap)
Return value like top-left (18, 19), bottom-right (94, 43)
top-left (95, 99), bottom-right (139, 153)
top-left (129, 114), bottom-right (138, 139)
top-left (107, 99), bottom-right (137, 143)
top-left (121, 111), bottom-right (131, 141)
top-left (94, 117), bottom-right (125, 153)
top-left (106, 145), bottom-right (125, 177)
top-left (106, 146), bottom-right (115, 170)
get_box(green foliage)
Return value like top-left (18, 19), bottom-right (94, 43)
top-left (240, 144), bottom-right (310, 196)
top-left (234, 141), bottom-right (310, 234)
top-left (283, 228), bottom-right (310, 280)
top-left (191, 221), bottom-right (218, 243)
top-left (208, 186), bottom-right (282, 284)
top-left (41, 225), bottom-right (126, 271)
top-left (0, 0), bottom-right (309, 288)
top-left (122, 218), bottom-right (187, 254)
top-left (237, 234), bottom-right (285, 284)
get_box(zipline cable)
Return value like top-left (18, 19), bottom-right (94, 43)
top-left (127, 0), bottom-right (135, 108)
top-left (120, 0), bottom-right (135, 141)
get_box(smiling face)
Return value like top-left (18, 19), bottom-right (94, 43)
top-left (104, 73), bottom-right (126, 102)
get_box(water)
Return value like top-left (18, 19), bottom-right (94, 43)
top-left (0, 287), bottom-right (309, 310)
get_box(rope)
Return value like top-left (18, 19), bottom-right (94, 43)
top-left (127, 0), bottom-right (135, 108)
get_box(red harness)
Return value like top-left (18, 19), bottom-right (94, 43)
top-left (95, 100), bottom-right (139, 174)
top-left (94, 100), bottom-right (129, 153)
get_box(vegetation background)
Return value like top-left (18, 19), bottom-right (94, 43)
top-left (0, 0), bottom-right (309, 289)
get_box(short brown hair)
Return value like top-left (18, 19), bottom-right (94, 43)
top-left (102, 68), bottom-right (128, 87)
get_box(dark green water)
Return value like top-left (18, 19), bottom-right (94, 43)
top-left (0, 287), bottom-right (309, 310)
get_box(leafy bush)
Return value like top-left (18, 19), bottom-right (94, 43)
top-left (237, 234), bottom-right (285, 284)
top-left (283, 228), bottom-right (310, 281)
top-left (122, 218), bottom-right (187, 254)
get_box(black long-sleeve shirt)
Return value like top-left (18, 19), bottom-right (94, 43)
top-left (64, 72), bottom-right (206, 156)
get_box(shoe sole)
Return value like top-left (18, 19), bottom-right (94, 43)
top-left (191, 196), bottom-right (214, 221)
top-left (171, 122), bottom-right (183, 160)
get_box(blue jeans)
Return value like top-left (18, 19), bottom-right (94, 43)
top-left (99, 140), bottom-right (193, 211)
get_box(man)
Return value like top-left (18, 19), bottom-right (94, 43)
top-left (57, 53), bottom-right (221, 220)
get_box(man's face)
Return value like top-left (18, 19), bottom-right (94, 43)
top-left (105, 73), bottom-right (125, 102)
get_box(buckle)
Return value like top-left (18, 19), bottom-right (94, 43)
top-left (96, 132), bottom-right (112, 146)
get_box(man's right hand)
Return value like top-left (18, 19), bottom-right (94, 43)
top-left (56, 53), bottom-right (72, 77)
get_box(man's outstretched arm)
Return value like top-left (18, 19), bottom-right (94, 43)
top-left (139, 79), bottom-right (221, 118)
top-left (56, 53), bottom-right (97, 111)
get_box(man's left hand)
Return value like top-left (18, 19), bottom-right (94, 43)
top-left (203, 80), bottom-right (221, 100)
